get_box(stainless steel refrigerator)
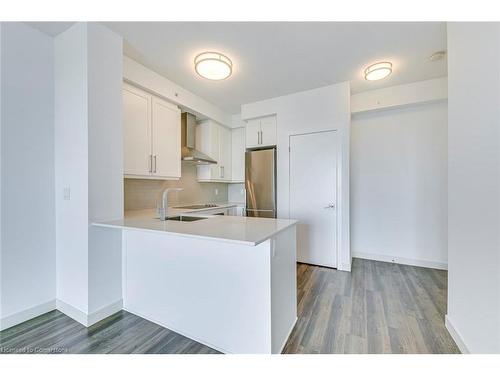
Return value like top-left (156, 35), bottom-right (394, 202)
top-left (245, 147), bottom-right (277, 218)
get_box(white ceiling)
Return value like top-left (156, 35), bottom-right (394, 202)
top-left (29, 22), bottom-right (447, 114)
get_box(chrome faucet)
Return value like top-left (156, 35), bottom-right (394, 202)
top-left (158, 188), bottom-right (183, 220)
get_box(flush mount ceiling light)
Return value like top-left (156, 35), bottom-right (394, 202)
top-left (364, 61), bottom-right (392, 81)
top-left (194, 52), bottom-right (233, 80)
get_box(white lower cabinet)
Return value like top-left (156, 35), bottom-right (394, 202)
top-left (123, 83), bottom-right (181, 180)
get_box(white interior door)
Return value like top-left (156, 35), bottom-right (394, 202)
top-left (289, 130), bottom-right (338, 268)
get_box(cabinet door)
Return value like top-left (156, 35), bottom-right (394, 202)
top-left (231, 127), bottom-right (245, 182)
top-left (151, 97), bottom-right (181, 179)
top-left (260, 116), bottom-right (277, 147)
top-left (219, 125), bottom-right (232, 181)
top-left (245, 119), bottom-right (261, 148)
top-left (196, 120), bottom-right (221, 181)
top-left (209, 123), bottom-right (221, 179)
top-left (123, 84), bottom-right (152, 176)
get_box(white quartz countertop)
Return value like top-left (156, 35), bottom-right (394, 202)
top-left (92, 205), bottom-right (297, 246)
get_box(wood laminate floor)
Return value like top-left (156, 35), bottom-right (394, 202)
top-left (0, 310), bottom-right (219, 354)
top-left (0, 258), bottom-right (459, 354)
top-left (283, 258), bottom-right (459, 354)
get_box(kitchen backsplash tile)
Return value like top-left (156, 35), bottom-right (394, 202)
top-left (228, 183), bottom-right (245, 204)
top-left (125, 164), bottom-right (228, 210)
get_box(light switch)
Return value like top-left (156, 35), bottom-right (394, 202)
top-left (63, 187), bottom-right (71, 200)
top-left (214, 188), bottom-right (219, 195)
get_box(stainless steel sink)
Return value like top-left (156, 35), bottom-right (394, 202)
top-left (173, 204), bottom-right (218, 209)
top-left (165, 216), bottom-right (207, 222)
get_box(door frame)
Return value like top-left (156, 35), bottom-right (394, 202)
top-left (288, 129), bottom-right (343, 270)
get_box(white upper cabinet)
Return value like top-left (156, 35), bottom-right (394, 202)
top-left (245, 115), bottom-right (277, 148)
top-left (123, 83), bottom-right (181, 180)
top-left (245, 119), bottom-right (261, 148)
top-left (151, 96), bottom-right (181, 179)
top-left (231, 127), bottom-right (245, 182)
top-left (124, 84), bottom-right (152, 176)
top-left (195, 120), bottom-right (219, 181)
top-left (259, 116), bottom-right (277, 147)
top-left (196, 120), bottom-right (232, 182)
top-left (219, 126), bottom-right (232, 181)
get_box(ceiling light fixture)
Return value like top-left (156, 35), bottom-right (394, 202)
top-left (194, 52), bottom-right (233, 80)
top-left (364, 61), bottom-right (392, 81)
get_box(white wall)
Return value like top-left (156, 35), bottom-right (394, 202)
top-left (55, 22), bottom-right (123, 325)
top-left (54, 22), bottom-right (89, 316)
top-left (241, 83), bottom-right (351, 271)
top-left (351, 77), bottom-right (447, 114)
top-left (351, 99), bottom-right (448, 269)
top-left (446, 22), bottom-right (500, 353)
top-left (0, 23), bottom-right (56, 329)
top-left (87, 23), bottom-right (124, 317)
top-left (0, 23), bottom-right (3, 324)
top-left (0, 22), bottom-right (3, 326)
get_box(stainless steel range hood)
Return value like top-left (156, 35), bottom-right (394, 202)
top-left (181, 112), bottom-right (217, 165)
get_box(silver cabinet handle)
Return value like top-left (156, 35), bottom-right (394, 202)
top-left (149, 155), bottom-right (153, 173)
top-left (259, 130), bottom-right (262, 144)
top-left (222, 166), bottom-right (224, 178)
top-left (323, 203), bottom-right (336, 209)
top-left (153, 155), bottom-right (157, 173)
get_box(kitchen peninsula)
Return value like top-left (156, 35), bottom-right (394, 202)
top-left (93, 209), bottom-right (298, 354)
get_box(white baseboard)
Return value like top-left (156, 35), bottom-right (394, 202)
top-left (352, 252), bottom-right (448, 270)
top-left (56, 299), bottom-right (89, 326)
top-left (445, 315), bottom-right (470, 354)
top-left (278, 316), bottom-right (297, 354)
top-left (338, 262), bottom-right (352, 272)
top-left (87, 300), bottom-right (123, 326)
top-left (0, 299), bottom-right (56, 331)
top-left (56, 299), bottom-right (123, 327)
top-left (0, 298), bottom-right (124, 332)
